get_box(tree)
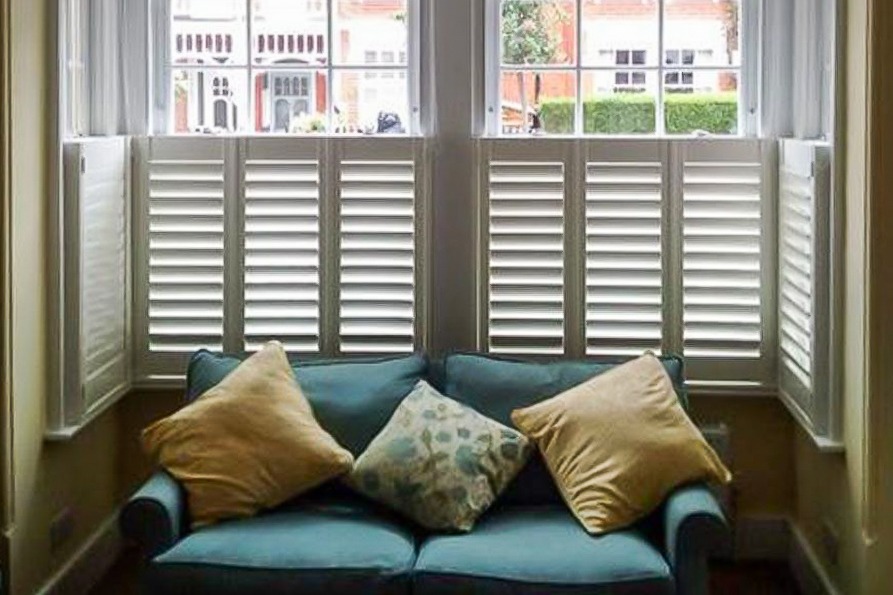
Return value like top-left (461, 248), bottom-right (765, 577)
top-left (501, 0), bottom-right (565, 131)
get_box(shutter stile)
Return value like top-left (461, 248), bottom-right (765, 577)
top-left (487, 161), bottom-right (565, 355)
top-left (243, 157), bottom-right (321, 353)
top-left (339, 159), bottom-right (416, 353)
top-left (585, 160), bottom-right (663, 357)
top-left (147, 157), bottom-right (226, 353)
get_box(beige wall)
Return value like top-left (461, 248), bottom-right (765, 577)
top-left (791, 1), bottom-right (893, 594)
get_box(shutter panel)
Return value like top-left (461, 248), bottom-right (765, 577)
top-left (585, 142), bottom-right (663, 357)
top-left (682, 141), bottom-right (767, 381)
top-left (777, 139), bottom-right (833, 437)
top-left (487, 160), bottom-right (565, 355)
top-left (79, 139), bottom-right (130, 406)
top-left (51, 137), bottom-right (131, 436)
top-left (145, 139), bottom-right (226, 354)
top-left (243, 140), bottom-right (321, 353)
top-left (338, 147), bottom-right (417, 354)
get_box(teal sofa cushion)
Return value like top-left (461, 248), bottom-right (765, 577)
top-left (147, 495), bottom-right (417, 595)
top-left (440, 353), bottom-right (687, 504)
top-left (414, 505), bottom-right (673, 595)
top-left (186, 351), bottom-right (428, 456)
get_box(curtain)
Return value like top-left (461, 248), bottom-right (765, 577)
top-left (89, 0), bottom-right (150, 135)
top-left (762, 0), bottom-right (835, 139)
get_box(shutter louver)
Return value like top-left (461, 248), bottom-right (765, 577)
top-left (339, 159), bottom-right (416, 353)
top-left (778, 163), bottom-right (814, 392)
top-left (244, 157), bottom-right (320, 353)
top-left (487, 161), bottom-right (565, 355)
top-left (682, 154), bottom-right (763, 363)
top-left (585, 160), bottom-right (663, 356)
top-left (147, 154), bottom-right (225, 353)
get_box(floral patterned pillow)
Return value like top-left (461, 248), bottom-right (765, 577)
top-left (346, 380), bottom-right (532, 532)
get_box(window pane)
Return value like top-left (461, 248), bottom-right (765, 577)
top-left (171, 0), bottom-right (247, 65)
top-left (333, 70), bottom-right (409, 134)
top-left (501, 0), bottom-right (576, 66)
top-left (172, 69), bottom-right (248, 133)
top-left (253, 70), bottom-right (328, 133)
top-left (583, 70), bottom-right (656, 134)
top-left (664, 70), bottom-right (738, 135)
top-left (501, 70), bottom-right (576, 135)
top-left (581, 0), bottom-right (658, 66)
top-left (665, 0), bottom-right (740, 67)
top-left (334, 0), bottom-right (408, 65)
top-left (252, 0), bottom-right (328, 66)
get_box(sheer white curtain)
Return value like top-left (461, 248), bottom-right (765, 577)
top-left (761, 0), bottom-right (835, 139)
top-left (89, 0), bottom-right (150, 135)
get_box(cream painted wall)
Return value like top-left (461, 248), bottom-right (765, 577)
top-left (4, 0), bottom-right (125, 593)
top-left (790, 0), bottom-right (879, 593)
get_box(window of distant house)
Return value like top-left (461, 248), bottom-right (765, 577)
top-left (168, 0), bottom-right (417, 135)
top-left (490, 0), bottom-right (743, 136)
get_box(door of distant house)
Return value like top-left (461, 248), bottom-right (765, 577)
top-left (271, 72), bottom-right (313, 132)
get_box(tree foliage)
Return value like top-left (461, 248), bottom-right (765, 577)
top-left (501, 0), bottom-right (564, 65)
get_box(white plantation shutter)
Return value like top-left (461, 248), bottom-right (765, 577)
top-left (134, 138), bottom-right (230, 379)
top-left (777, 139), bottom-right (838, 443)
top-left (50, 137), bottom-right (132, 437)
top-left (337, 140), bottom-right (423, 354)
top-left (680, 140), bottom-right (772, 383)
top-left (584, 141), bottom-right (664, 357)
top-left (242, 139), bottom-right (322, 353)
top-left (483, 142), bottom-right (568, 355)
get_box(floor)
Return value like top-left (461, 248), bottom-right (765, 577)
top-left (91, 548), bottom-right (802, 595)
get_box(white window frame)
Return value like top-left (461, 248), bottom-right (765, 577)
top-left (483, 0), bottom-right (760, 137)
top-left (160, 0), bottom-right (422, 135)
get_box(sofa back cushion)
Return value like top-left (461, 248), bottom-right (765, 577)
top-left (187, 351), bottom-right (428, 456)
top-left (440, 353), bottom-right (687, 505)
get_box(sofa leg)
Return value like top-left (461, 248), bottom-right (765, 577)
top-left (677, 553), bottom-right (710, 595)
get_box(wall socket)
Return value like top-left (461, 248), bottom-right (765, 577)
top-left (821, 518), bottom-right (840, 567)
top-left (50, 507), bottom-right (75, 554)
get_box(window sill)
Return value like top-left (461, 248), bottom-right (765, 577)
top-left (143, 132), bottom-right (428, 141)
top-left (476, 133), bottom-right (758, 141)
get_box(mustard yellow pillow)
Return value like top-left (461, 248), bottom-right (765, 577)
top-left (142, 342), bottom-right (354, 528)
top-left (511, 354), bottom-right (731, 535)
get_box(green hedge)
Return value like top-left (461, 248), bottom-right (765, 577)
top-left (539, 93), bottom-right (738, 135)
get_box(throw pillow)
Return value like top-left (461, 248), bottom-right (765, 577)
top-left (346, 380), bottom-right (531, 532)
top-left (142, 341), bottom-right (354, 528)
top-left (511, 353), bottom-right (731, 535)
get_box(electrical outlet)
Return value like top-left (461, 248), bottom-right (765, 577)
top-left (50, 507), bottom-right (74, 554)
top-left (821, 518), bottom-right (840, 567)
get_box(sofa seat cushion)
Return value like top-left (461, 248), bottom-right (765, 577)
top-left (414, 505), bottom-right (673, 595)
top-left (147, 497), bottom-right (417, 595)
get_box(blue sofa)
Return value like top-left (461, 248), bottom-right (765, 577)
top-left (120, 352), bottom-right (730, 595)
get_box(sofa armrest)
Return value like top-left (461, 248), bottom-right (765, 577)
top-left (120, 471), bottom-right (188, 559)
top-left (663, 484), bottom-right (731, 595)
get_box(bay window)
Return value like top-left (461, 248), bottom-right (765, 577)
top-left (51, 0), bottom-right (844, 450)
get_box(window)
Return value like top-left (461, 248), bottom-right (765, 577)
top-left (488, 0), bottom-right (746, 136)
top-left (167, 0), bottom-right (418, 135)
